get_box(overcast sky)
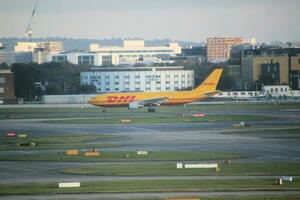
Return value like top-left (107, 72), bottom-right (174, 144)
top-left (0, 0), bottom-right (299, 43)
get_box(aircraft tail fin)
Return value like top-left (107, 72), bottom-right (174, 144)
top-left (193, 68), bottom-right (223, 95)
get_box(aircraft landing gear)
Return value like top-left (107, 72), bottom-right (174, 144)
top-left (148, 107), bottom-right (155, 112)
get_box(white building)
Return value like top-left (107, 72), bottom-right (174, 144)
top-left (214, 90), bottom-right (265, 99)
top-left (90, 39), bottom-right (181, 57)
top-left (15, 42), bottom-right (63, 53)
top-left (33, 48), bottom-right (49, 64)
top-left (48, 52), bottom-right (115, 66)
top-left (262, 85), bottom-right (290, 97)
top-left (14, 41), bottom-right (64, 64)
top-left (14, 42), bottom-right (38, 52)
top-left (80, 66), bottom-right (194, 93)
top-left (214, 85), bottom-right (300, 99)
top-left (48, 40), bottom-right (180, 66)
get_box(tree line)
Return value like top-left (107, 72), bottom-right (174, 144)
top-left (11, 62), bottom-right (96, 101)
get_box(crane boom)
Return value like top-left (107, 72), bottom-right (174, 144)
top-left (25, 0), bottom-right (39, 39)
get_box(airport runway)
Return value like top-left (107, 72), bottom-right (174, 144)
top-left (0, 115), bottom-right (300, 160)
top-left (0, 121), bottom-right (300, 182)
top-left (0, 107), bottom-right (300, 198)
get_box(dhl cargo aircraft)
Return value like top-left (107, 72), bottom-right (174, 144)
top-left (88, 68), bottom-right (223, 112)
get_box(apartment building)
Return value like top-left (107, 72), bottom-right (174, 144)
top-left (207, 37), bottom-right (255, 62)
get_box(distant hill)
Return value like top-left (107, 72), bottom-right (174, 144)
top-left (0, 37), bottom-right (203, 51)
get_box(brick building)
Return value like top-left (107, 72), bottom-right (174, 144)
top-left (207, 37), bottom-right (255, 62)
top-left (0, 70), bottom-right (16, 104)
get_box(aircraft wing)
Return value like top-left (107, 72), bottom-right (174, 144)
top-left (128, 97), bottom-right (169, 110)
top-left (137, 97), bottom-right (168, 106)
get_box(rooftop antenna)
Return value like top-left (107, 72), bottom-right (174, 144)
top-left (25, 0), bottom-right (39, 40)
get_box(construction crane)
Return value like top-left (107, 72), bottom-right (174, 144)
top-left (25, 0), bottom-right (39, 40)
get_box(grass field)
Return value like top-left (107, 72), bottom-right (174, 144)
top-left (0, 104), bottom-right (299, 198)
top-left (225, 126), bottom-right (300, 135)
top-left (0, 134), bottom-right (119, 150)
top-left (0, 103), bottom-right (299, 120)
top-left (201, 197), bottom-right (300, 200)
top-left (61, 162), bottom-right (300, 176)
top-left (43, 114), bottom-right (274, 124)
top-left (0, 151), bottom-right (247, 162)
top-left (0, 179), bottom-right (299, 195)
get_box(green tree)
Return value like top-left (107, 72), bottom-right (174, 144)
top-left (0, 63), bottom-right (9, 69)
top-left (12, 62), bottom-right (93, 100)
top-left (11, 63), bottom-right (41, 101)
top-left (39, 62), bottom-right (90, 95)
top-left (218, 73), bottom-right (235, 90)
top-left (76, 84), bottom-right (97, 94)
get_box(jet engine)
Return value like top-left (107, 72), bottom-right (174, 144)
top-left (128, 102), bottom-right (143, 109)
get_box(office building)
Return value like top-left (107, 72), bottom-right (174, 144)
top-left (240, 48), bottom-right (300, 90)
top-left (15, 41), bottom-right (63, 53)
top-left (48, 39), bottom-right (180, 66)
top-left (227, 44), bottom-right (258, 89)
top-left (13, 41), bottom-right (64, 65)
top-left (80, 66), bottom-right (194, 93)
top-left (207, 37), bottom-right (255, 62)
top-left (49, 52), bottom-right (115, 66)
top-left (178, 45), bottom-right (207, 63)
top-left (90, 39), bottom-right (180, 56)
top-left (78, 39), bottom-right (181, 66)
top-left (32, 48), bottom-right (50, 64)
top-left (43, 42), bottom-right (63, 53)
top-left (14, 42), bottom-right (37, 52)
top-left (182, 46), bottom-right (206, 57)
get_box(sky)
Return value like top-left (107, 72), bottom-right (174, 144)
top-left (0, 0), bottom-right (300, 43)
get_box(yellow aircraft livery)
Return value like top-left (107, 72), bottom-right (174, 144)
top-left (88, 68), bottom-right (223, 112)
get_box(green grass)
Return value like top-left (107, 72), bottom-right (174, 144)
top-left (43, 115), bottom-right (274, 124)
top-left (62, 162), bottom-right (300, 176)
top-left (0, 133), bottom-right (119, 150)
top-left (227, 126), bottom-right (300, 135)
top-left (0, 179), bottom-right (299, 195)
top-left (139, 197), bottom-right (300, 200)
top-left (1, 103), bottom-right (299, 120)
top-left (201, 197), bottom-right (300, 200)
top-left (0, 107), bottom-right (96, 119)
top-left (0, 151), bottom-right (247, 162)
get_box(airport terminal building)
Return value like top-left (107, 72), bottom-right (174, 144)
top-left (80, 66), bottom-right (194, 93)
